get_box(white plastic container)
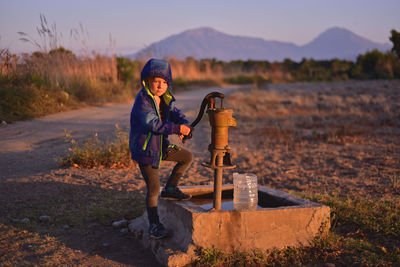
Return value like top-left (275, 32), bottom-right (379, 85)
top-left (233, 172), bottom-right (258, 211)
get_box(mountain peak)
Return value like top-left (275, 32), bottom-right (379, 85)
top-left (303, 26), bottom-right (390, 59)
top-left (324, 26), bottom-right (353, 33)
top-left (181, 27), bottom-right (225, 37)
top-left (184, 27), bottom-right (217, 33)
top-left (313, 26), bottom-right (362, 42)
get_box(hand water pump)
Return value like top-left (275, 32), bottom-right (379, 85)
top-left (185, 92), bottom-right (237, 210)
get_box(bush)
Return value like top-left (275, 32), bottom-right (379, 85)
top-left (173, 77), bottom-right (220, 92)
top-left (0, 78), bottom-right (76, 122)
top-left (59, 126), bottom-right (133, 168)
top-left (116, 57), bottom-right (137, 85)
top-left (224, 74), bottom-right (270, 85)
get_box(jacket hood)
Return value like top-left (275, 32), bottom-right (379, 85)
top-left (141, 58), bottom-right (173, 88)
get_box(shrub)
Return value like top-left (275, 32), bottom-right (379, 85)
top-left (59, 126), bottom-right (133, 168)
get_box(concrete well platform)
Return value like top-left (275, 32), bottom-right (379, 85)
top-left (129, 185), bottom-right (330, 266)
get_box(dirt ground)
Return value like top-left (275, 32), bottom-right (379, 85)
top-left (227, 80), bottom-right (400, 199)
top-left (1, 81), bottom-right (399, 266)
top-left (0, 86), bottom-right (237, 266)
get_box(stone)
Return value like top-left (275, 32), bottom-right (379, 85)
top-left (20, 218), bottom-right (30, 223)
top-left (39, 215), bottom-right (50, 221)
top-left (63, 225), bottom-right (70, 230)
top-left (112, 219), bottom-right (128, 228)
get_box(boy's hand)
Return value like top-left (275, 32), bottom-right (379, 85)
top-left (180, 125), bottom-right (194, 144)
top-left (180, 124), bottom-right (191, 136)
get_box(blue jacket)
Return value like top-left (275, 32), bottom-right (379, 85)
top-left (129, 59), bottom-right (188, 168)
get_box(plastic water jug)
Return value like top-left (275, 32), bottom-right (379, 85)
top-left (233, 172), bottom-right (258, 211)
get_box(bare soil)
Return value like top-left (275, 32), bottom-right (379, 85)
top-left (227, 80), bottom-right (400, 199)
top-left (1, 81), bottom-right (399, 266)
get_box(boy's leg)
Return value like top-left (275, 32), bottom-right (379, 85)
top-left (163, 146), bottom-right (193, 188)
top-left (139, 164), bottom-right (160, 224)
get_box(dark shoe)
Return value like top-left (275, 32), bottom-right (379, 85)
top-left (148, 223), bottom-right (169, 239)
top-left (161, 187), bottom-right (192, 200)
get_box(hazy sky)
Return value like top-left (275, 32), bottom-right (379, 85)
top-left (1, 0), bottom-right (399, 55)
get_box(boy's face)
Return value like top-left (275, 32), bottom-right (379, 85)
top-left (148, 76), bottom-right (168, 97)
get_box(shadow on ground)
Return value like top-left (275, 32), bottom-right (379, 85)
top-left (0, 180), bottom-right (161, 266)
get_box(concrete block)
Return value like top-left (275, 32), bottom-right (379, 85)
top-left (129, 185), bottom-right (330, 266)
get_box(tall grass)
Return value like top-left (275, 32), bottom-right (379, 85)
top-left (0, 15), bottom-right (136, 122)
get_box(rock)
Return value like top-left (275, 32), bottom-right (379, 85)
top-left (63, 225), bottom-right (70, 230)
top-left (120, 228), bottom-right (129, 233)
top-left (112, 219), bottom-right (128, 228)
top-left (102, 242), bottom-right (110, 247)
top-left (39, 215), bottom-right (50, 221)
top-left (20, 218), bottom-right (30, 223)
top-left (1, 121), bottom-right (7, 126)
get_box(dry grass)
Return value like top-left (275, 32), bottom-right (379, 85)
top-left (0, 48), bottom-right (134, 122)
top-left (228, 80), bottom-right (400, 198)
top-left (0, 15), bottom-right (133, 122)
top-left (59, 125), bottom-right (134, 169)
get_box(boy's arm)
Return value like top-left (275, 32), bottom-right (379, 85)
top-left (137, 97), bottom-right (181, 135)
top-left (170, 103), bottom-right (189, 125)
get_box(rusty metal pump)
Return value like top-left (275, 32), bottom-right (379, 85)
top-left (186, 92), bottom-right (237, 210)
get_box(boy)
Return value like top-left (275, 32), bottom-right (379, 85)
top-left (129, 58), bottom-right (193, 239)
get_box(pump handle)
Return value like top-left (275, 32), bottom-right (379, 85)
top-left (182, 91), bottom-right (224, 143)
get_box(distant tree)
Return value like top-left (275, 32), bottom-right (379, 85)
top-left (48, 46), bottom-right (76, 60)
top-left (116, 57), bottom-right (137, 85)
top-left (49, 46), bottom-right (74, 56)
top-left (356, 49), bottom-right (394, 79)
top-left (389, 29), bottom-right (400, 58)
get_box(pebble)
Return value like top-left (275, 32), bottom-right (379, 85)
top-left (20, 218), bottom-right (30, 223)
top-left (112, 219), bottom-right (128, 228)
top-left (39, 215), bottom-right (50, 221)
top-left (63, 225), bottom-right (70, 230)
top-left (1, 121), bottom-right (7, 126)
top-left (102, 242), bottom-right (110, 247)
top-left (120, 228), bottom-right (129, 233)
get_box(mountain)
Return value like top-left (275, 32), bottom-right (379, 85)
top-left (130, 27), bottom-right (391, 62)
top-left (301, 27), bottom-right (391, 60)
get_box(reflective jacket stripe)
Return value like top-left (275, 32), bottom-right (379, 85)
top-left (145, 85), bottom-right (163, 167)
top-left (142, 132), bottom-right (151, 151)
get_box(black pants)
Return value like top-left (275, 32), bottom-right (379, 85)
top-left (139, 146), bottom-right (193, 224)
